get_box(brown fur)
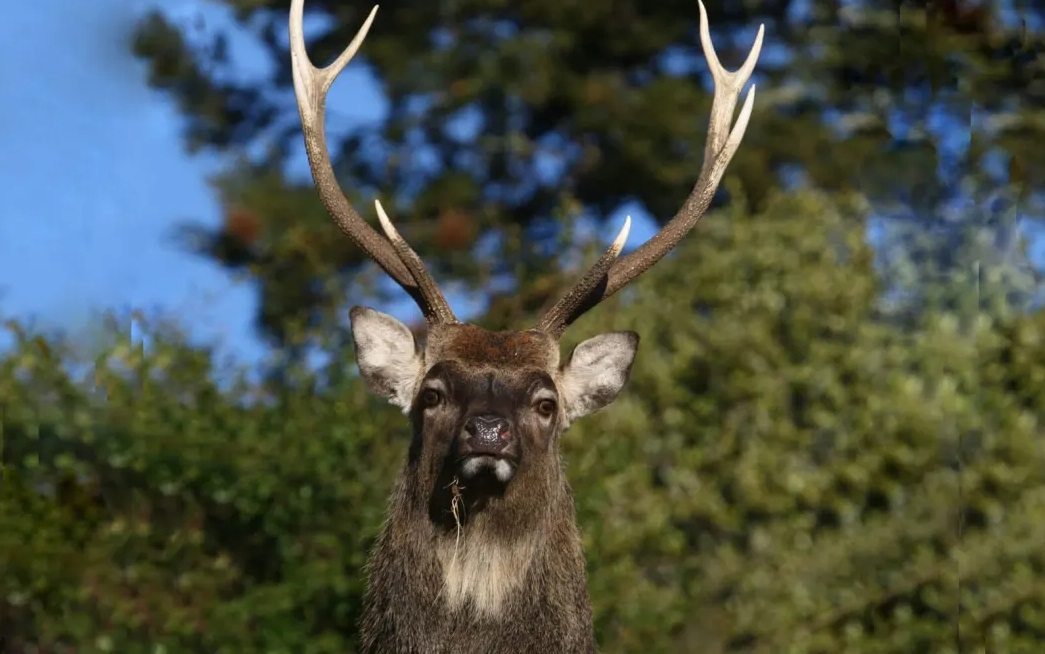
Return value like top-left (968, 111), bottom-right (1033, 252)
top-left (359, 462), bottom-right (595, 653)
top-left (425, 324), bottom-right (560, 370)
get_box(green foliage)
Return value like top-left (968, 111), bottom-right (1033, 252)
top-left (4, 190), bottom-right (1044, 651)
top-left (1, 317), bottom-right (401, 652)
top-left (564, 189), bottom-right (1045, 651)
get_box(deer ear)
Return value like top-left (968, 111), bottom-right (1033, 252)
top-left (350, 306), bottom-right (423, 412)
top-left (559, 331), bottom-right (639, 423)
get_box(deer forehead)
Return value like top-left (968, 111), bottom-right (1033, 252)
top-left (423, 323), bottom-right (561, 374)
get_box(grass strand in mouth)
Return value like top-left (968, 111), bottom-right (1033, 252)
top-left (450, 476), bottom-right (464, 569)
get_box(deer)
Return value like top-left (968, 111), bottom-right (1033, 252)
top-left (289, 0), bottom-right (762, 651)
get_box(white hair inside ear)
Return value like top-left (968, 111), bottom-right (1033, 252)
top-left (558, 331), bottom-right (640, 425)
top-left (349, 306), bottom-right (424, 412)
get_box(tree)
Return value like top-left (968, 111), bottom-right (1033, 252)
top-left (130, 0), bottom-right (1045, 346)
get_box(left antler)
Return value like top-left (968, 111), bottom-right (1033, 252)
top-left (290, 0), bottom-right (457, 325)
top-left (536, 0), bottom-right (764, 338)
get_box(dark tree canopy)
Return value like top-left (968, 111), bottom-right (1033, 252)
top-left (131, 0), bottom-right (1045, 344)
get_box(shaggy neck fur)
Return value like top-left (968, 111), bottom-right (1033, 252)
top-left (427, 453), bottom-right (559, 617)
top-left (358, 452), bottom-right (597, 654)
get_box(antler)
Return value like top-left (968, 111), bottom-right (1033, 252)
top-left (536, 0), bottom-right (764, 337)
top-left (289, 0), bottom-right (457, 324)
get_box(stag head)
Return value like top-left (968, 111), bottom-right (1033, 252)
top-left (290, 0), bottom-right (760, 411)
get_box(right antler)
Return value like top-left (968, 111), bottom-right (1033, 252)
top-left (537, 1), bottom-right (764, 337)
top-left (289, 0), bottom-right (457, 325)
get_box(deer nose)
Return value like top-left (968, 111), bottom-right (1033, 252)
top-left (463, 414), bottom-right (511, 453)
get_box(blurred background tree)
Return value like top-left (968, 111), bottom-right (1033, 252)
top-left (3, 0), bottom-right (1045, 651)
top-left (131, 0), bottom-right (1045, 347)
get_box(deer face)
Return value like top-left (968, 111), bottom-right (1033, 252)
top-left (416, 358), bottom-right (556, 485)
top-left (350, 307), bottom-right (639, 488)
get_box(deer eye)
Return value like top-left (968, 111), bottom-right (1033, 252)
top-left (535, 398), bottom-right (557, 418)
top-left (421, 388), bottom-right (442, 409)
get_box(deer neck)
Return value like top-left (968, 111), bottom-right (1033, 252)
top-left (384, 458), bottom-right (575, 618)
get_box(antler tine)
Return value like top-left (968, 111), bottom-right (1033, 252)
top-left (535, 217), bottom-right (632, 338)
top-left (537, 0), bottom-right (763, 336)
top-left (289, 0), bottom-right (457, 324)
top-left (374, 199), bottom-right (459, 322)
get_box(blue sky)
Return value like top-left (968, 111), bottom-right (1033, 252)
top-left (0, 0), bottom-right (264, 360)
top-left (2, 0), bottom-right (1042, 367)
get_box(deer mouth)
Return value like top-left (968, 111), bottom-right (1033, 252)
top-left (458, 452), bottom-right (518, 483)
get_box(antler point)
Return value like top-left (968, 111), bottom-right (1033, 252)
top-left (374, 199), bottom-right (398, 241)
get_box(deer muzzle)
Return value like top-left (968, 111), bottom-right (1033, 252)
top-left (458, 414), bottom-right (517, 482)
